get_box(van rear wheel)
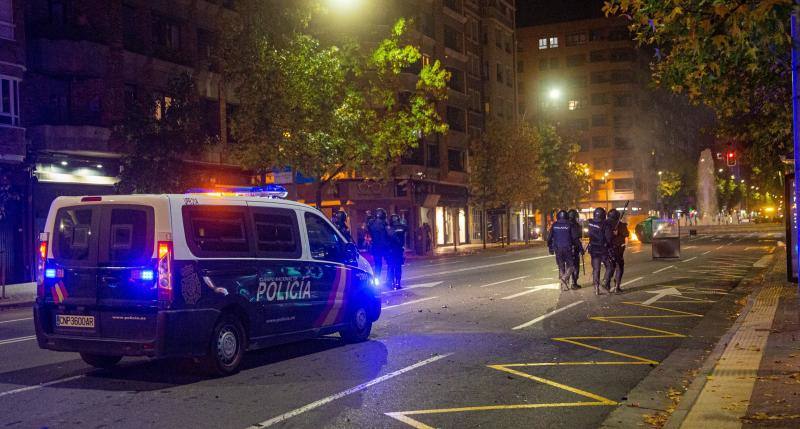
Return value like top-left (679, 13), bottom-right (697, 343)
top-left (80, 353), bottom-right (122, 369)
top-left (202, 314), bottom-right (245, 376)
top-left (340, 306), bottom-right (372, 343)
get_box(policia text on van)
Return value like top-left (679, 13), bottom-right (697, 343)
top-left (33, 187), bottom-right (381, 375)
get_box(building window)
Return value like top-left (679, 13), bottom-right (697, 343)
top-left (592, 136), bottom-right (609, 148)
top-left (197, 29), bottom-right (215, 62)
top-left (591, 93), bottom-right (609, 105)
top-left (614, 178), bottom-right (634, 191)
top-left (566, 118), bottom-right (588, 131)
top-left (469, 54), bottom-right (480, 76)
top-left (48, 0), bottom-right (67, 25)
top-left (448, 149), bottom-right (464, 172)
top-left (613, 158), bottom-right (632, 170)
top-left (444, 25), bottom-right (464, 53)
top-left (0, 76), bottom-right (20, 126)
top-left (568, 98), bottom-right (586, 111)
top-left (566, 32), bottom-right (587, 46)
top-left (506, 67), bottom-right (512, 87)
top-left (153, 93), bottom-right (173, 121)
top-left (469, 89), bottom-right (481, 112)
top-left (614, 137), bottom-right (631, 149)
top-left (419, 11), bottom-right (434, 38)
top-left (496, 63), bottom-right (503, 83)
top-left (591, 114), bottom-right (608, 127)
top-left (467, 18), bottom-right (479, 42)
top-left (152, 15), bottom-right (181, 50)
top-left (566, 54), bottom-right (586, 67)
top-left (447, 67), bottom-right (466, 92)
top-left (444, 0), bottom-right (462, 13)
top-left (589, 50), bottom-right (606, 62)
top-left (610, 49), bottom-right (636, 62)
top-left (549, 36), bottom-right (559, 48)
top-left (591, 71), bottom-right (609, 84)
top-left (610, 70), bottom-right (634, 84)
top-left (123, 83), bottom-right (137, 111)
top-left (570, 74), bottom-right (588, 88)
top-left (538, 37), bottom-right (547, 50)
top-left (446, 106), bottom-right (466, 132)
top-left (608, 26), bottom-right (630, 41)
top-left (613, 93), bottom-right (633, 107)
top-left (0, 0), bottom-right (13, 40)
top-left (517, 60), bottom-right (524, 73)
top-left (495, 27), bottom-right (502, 48)
top-left (427, 143), bottom-right (440, 167)
top-left (589, 28), bottom-right (605, 41)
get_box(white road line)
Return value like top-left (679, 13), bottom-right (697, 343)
top-left (0, 335), bottom-right (36, 346)
top-left (0, 317), bottom-right (32, 324)
top-left (620, 276), bottom-right (644, 287)
top-left (0, 375), bottom-right (85, 398)
top-left (702, 251), bottom-right (711, 255)
top-left (246, 353), bottom-right (453, 428)
top-left (631, 249), bottom-right (643, 254)
top-left (382, 281), bottom-right (442, 295)
top-left (382, 296), bottom-right (438, 310)
top-left (512, 301), bottom-right (584, 330)
top-left (715, 246), bottom-right (724, 250)
top-left (479, 276), bottom-right (529, 288)
top-left (404, 255), bottom-right (553, 281)
top-left (683, 246), bottom-right (698, 249)
top-left (652, 265), bottom-right (675, 274)
top-left (501, 283), bottom-right (560, 300)
top-left (682, 256), bottom-right (698, 263)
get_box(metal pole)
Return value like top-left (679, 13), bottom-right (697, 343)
top-left (792, 11), bottom-right (800, 285)
top-left (1, 250), bottom-right (6, 299)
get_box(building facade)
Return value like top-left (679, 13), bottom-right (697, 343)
top-left (517, 17), bottom-right (711, 216)
top-left (0, 0), bottom-right (26, 283)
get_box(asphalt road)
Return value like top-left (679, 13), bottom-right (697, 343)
top-left (0, 228), bottom-right (782, 429)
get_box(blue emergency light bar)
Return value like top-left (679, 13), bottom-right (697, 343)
top-left (185, 184), bottom-right (288, 199)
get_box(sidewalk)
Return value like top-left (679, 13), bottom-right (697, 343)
top-left (665, 248), bottom-right (800, 428)
top-left (0, 282), bottom-right (35, 309)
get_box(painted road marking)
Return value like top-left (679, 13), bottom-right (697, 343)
top-left (620, 276), bottom-right (644, 287)
top-left (0, 317), bottom-right (32, 325)
top-left (715, 245), bottom-right (724, 250)
top-left (753, 254), bottom-right (773, 268)
top-left (681, 256), bottom-right (698, 263)
top-left (0, 335), bottom-right (35, 346)
top-left (502, 283), bottom-right (560, 300)
top-left (0, 375), bottom-right (86, 398)
top-left (404, 255), bottom-right (553, 281)
top-left (383, 297), bottom-right (438, 310)
top-left (512, 300), bottom-right (584, 330)
top-left (247, 353), bottom-right (453, 428)
top-left (480, 276), bottom-right (529, 288)
top-left (683, 246), bottom-right (697, 249)
top-left (702, 250), bottom-right (711, 255)
top-left (642, 287), bottom-right (682, 306)
top-left (652, 265), bottom-right (675, 274)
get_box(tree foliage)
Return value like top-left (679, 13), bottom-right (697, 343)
top-left (604, 0), bottom-right (793, 190)
top-left (657, 170), bottom-right (683, 211)
top-left (536, 125), bottom-right (592, 214)
top-left (469, 120), bottom-right (545, 210)
top-left (0, 168), bottom-right (20, 221)
top-left (220, 1), bottom-right (448, 202)
top-left (116, 73), bottom-right (215, 193)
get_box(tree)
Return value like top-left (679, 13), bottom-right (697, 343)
top-left (116, 73), bottom-right (215, 193)
top-left (657, 170), bottom-right (682, 214)
top-left (536, 125), bottom-right (591, 218)
top-left (470, 120), bottom-right (546, 245)
top-left (220, 1), bottom-right (448, 206)
top-left (603, 0), bottom-right (792, 192)
top-left (0, 168), bottom-right (19, 221)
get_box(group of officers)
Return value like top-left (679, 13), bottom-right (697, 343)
top-left (547, 207), bottom-right (629, 295)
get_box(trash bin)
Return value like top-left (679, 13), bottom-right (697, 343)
top-left (652, 218), bottom-right (681, 259)
top-left (634, 216), bottom-right (659, 243)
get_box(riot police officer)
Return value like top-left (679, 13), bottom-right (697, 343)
top-left (587, 207), bottom-right (611, 295)
top-left (332, 210), bottom-right (352, 242)
top-left (368, 208), bottom-right (390, 283)
top-left (547, 210), bottom-right (582, 291)
top-left (567, 209), bottom-right (583, 289)
top-left (604, 208), bottom-right (629, 293)
top-left (387, 214), bottom-right (408, 289)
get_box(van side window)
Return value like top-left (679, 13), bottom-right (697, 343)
top-left (183, 206), bottom-right (251, 257)
top-left (54, 207), bottom-right (95, 262)
top-left (252, 208), bottom-right (301, 258)
top-left (304, 212), bottom-right (346, 263)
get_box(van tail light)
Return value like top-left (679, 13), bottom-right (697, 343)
top-left (157, 241), bottom-right (173, 308)
top-left (36, 235), bottom-right (49, 297)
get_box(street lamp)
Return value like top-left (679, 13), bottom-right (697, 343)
top-left (328, 0), bottom-right (361, 10)
top-left (657, 171), bottom-right (663, 216)
top-left (548, 88), bottom-right (562, 100)
top-left (603, 170), bottom-right (611, 211)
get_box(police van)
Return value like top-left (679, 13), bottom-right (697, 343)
top-left (33, 186), bottom-right (380, 375)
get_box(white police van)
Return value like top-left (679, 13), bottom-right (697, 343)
top-left (34, 186), bottom-right (380, 375)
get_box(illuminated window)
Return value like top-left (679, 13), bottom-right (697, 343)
top-left (568, 99), bottom-right (586, 111)
top-left (153, 94), bottom-right (173, 121)
top-left (549, 36), bottom-right (559, 48)
top-left (0, 76), bottom-right (20, 126)
top-left (538, 38), bottom-right (547, 50)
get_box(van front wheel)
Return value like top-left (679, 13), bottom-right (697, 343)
top-left (202, 314), bottom-right (245, 376)
top-left (80, 353), bottom-right (122, 369)
top-left (340, 306), bottom-right (372, 343)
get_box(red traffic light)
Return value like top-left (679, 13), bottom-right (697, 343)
top-left (726, 151), bottom-right (736, 166)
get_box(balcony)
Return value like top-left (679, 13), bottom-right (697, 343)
top-left (28, 125), bottom-right (113, 155)
top-left (28, 39), bottom-right (109, 77)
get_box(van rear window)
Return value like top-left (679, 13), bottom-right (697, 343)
top-left (183, 206), bottom-right (251, 256)
top-left (55, 207), bottom-right (96, 262)
top-left (108, 208), bottom-right (151, 264)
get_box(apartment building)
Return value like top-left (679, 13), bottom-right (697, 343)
top-left (517, 17), bottom-right (709, 215)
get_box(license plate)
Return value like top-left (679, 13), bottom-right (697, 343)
top-left (56, 315), bottom-right (95, 329)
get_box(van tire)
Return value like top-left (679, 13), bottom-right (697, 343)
top-left (202, 314), bottom-right (246, 376)
top-left (340, 305), bottom-right (372, 343)
top-left (80, 353), bottom-right (122, 369)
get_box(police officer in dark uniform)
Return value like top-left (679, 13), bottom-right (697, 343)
top-left (368, 208), bottom-right (390, 284)
top-left (547, 210), bottom-right (582, 291)
top-left (332, 210), bottom-right (352, 242)
top-left (604, 208), bottom-right (629, 293)
top-left (387, 214), bottom-right (408, 289)
top-left (567, 209), bottom-right (583, 289)
top-left (587, 207), bottom-right (611, 295)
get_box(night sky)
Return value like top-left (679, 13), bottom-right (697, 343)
top-left (516, 0), bottom-right (607, 27)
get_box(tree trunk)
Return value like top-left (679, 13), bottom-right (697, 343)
top-left (506, 206), bottom-right (511, 246)
top-left (482, 203), bottom-right (487, 250)
top-left (315, 181), bottom-right (323, 210)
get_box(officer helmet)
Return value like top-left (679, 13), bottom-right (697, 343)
top-left (556, 210), bottom-right (568, 221)
top-left (593, 207), bottom-right (606, 221)
top-left (375, 208), bottom-right (387, 220)
top-left (389, 213), bottom-right (401, 224)
top-left (567, 209), bottom-right (579, 222)
top-left (608, 209), bottom-right (620, 221)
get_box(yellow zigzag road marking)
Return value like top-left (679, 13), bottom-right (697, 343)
top-left (385, 301), bottom-right (707, 428)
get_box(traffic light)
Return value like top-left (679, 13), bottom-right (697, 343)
top-left (726, 151), bottom-right (736, 166)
